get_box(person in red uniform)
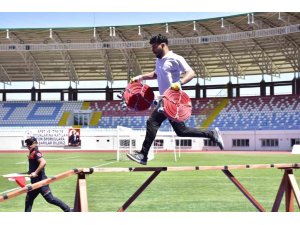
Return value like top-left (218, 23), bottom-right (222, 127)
top-left (24, 136), bottom-right (72, 212)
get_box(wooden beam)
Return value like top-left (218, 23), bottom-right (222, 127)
top-left (118, 171), bottom-right (161, 212)
top-left (288, 173), bottom-right (300, 209)
top-left (271, 171), bottom-right (286, 212)
top-left (73, 173), bottom-right (89, 212)
top-left (222, 170), bottom-right (266, 212)
top-left (1, 163), bottom-right (299, 213)
top-left (92, 163), bottom-right (300, 173)
top-left (285, 170), bottom-right (294, 212)
top-left (0, 169), bottom-right (81, 202)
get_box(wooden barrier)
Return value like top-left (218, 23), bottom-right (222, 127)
top-left (0, 169), bottom-right (81, 202)
top-left (1, 163), bottom-right (300, 212)
top-left (86, 163), bottom-right (300, 212)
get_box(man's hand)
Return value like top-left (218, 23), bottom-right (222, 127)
top-left (30, 172), bottom-right (38, 178)
top-left (130, 75), bottom-right (143, 83)
top-left (170, 82), bottom-right (181, 91)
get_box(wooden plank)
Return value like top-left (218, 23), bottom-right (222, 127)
top-left (288, 174), bottom-right (300, 209)
top-left (78, 179), bottom-right (88, 212)
top-left (73, 177), bottom-right (81, 212)
top-left (222, 170), bottom-right (266, 212)
top-left (91, 163), bottom-right (300, 173)
top-left (271, 171), bottom-right (286, 212)
top-left (285, 170), bottom-right (294, 212)
top-left (73, 173), bottom-right (89, 212)
top-left (118, 171), bottom-right (161, 212)
top-left (0, 169), bottom-right (81, 202)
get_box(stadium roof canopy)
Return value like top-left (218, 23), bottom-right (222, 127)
top-left (0, 12), bottom-right (300, 84)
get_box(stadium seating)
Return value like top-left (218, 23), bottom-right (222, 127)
top-left (0, 101), bottom-right (83, 126)
top-left (1, 95), bottom-right (300, 130)
top-left (210, 95), bottom-right (300, 130)
top-left (90, 95), bottom-right (300, 131)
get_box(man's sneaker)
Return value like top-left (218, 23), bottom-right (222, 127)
top-left (212, 127), bottom-right (224, 150)
top-left (126, 151), bottom-right (147, 165)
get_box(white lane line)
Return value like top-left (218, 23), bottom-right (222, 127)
top-left (15, 156), bottom-right (80, 165)
top-left (47, 156), bottom-right (80, 161)
top-left (92, 161), bottom-right (116, 168)
top-left (0, 187), bottom-right (21, 195)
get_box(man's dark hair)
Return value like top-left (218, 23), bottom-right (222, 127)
top-left (25, 136), bottom-right (37, 146)
top-left (149, 34), bottom-right (168, 45)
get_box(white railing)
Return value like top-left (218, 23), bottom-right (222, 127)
top-left (0, 24), bottom-right (299, 52)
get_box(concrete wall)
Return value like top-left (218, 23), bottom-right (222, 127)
top-left (0, 127), bottom-right (298, 151)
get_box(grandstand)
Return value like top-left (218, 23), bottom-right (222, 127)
top-left (0, 12), bottom-right (300, 152)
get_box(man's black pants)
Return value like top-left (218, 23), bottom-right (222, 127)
top-left (25, 185), bottom-right (70, 212)
top-left (141, 106), bottom-right (213, 156)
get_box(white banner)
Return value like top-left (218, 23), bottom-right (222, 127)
top-left (24, 128), bottom-right (68, 146)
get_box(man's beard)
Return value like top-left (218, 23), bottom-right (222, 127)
top-left (156, 51), bottom-right (163, 59)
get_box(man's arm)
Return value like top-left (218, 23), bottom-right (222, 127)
top-left (180, 69), bottom-right (195, 85)
top-left (30, 158), bottom-right (46, 178)
top-left (131, 71), bottom-right (157, 82)
top-left (171, 69), bottom-right (196, 91)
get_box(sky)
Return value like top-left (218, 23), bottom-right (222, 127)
top-left (0, 12), bottom-right (243, 29)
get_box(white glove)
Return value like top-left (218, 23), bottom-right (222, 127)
top-left (130, 75), bottom-right (143, 83)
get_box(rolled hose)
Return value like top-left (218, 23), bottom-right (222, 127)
top-left (122, 82), bottom-right (154, 111)
top-left (162, 88), bottom-right (192, 122)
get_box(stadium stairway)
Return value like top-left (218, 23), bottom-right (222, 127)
top-left (58, 111), bottom-right (71, 126)
top-left (89, 112), bottom-right (102, 127)
top-left (200, 98), bottom-right (229, 129)
top-left (81, 102), bottom-right (91, 110)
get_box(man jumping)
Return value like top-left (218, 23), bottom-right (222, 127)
top-left (127, 34), bottom-right (224, 165)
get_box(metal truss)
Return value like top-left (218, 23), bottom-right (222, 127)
top-left (277, 39), bottom-right (300, 71)
top-left (111, 28), bottom-right (143, 82)
top-left (8, 32), bottom-right (45, 83)
top-left (225, 18), bottom-right (281, 78)
top-left (257, 15), bottom-right (300, 73)
top-left (252, 15), bottom-right (300, 77)
top-left (1, 24), bottom-right (299, 52)
top-left (165, 24), bottom-right (211, 80)
top-left (0, 65), bottom-right (11, 84)
top-left (50, 31), bottom-right (79, 83)
top-left (93, 29), bottom-right (113, 82)
top-left (196, 23), bottom-right (246, 79)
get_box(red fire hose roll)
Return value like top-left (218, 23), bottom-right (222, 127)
top-left (162, 88), bottom-right (192, 122)
top-left (122, 82), bottom-right (154, 111)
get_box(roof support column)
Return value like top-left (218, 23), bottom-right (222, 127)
top-left (260, 79), bottom-right (267, 97)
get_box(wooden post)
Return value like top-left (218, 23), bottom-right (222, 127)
top-left (288, 173), bottom-right (300, 208)
top-left (271, 170), bottom-right (286, 212)
top-left (222, 169), bottom-right (266, 212)
top-left (118, 171), bottom-right (161, 212)
top-left (285, 169), bottom-right (294, 212)
top-left (73, 172), bottom-right (89, 212)
top-left (272, 169), bottom-right (300, 212)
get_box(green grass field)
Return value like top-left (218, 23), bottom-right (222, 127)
top-left (0, 151), bottom-right (299, 212)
